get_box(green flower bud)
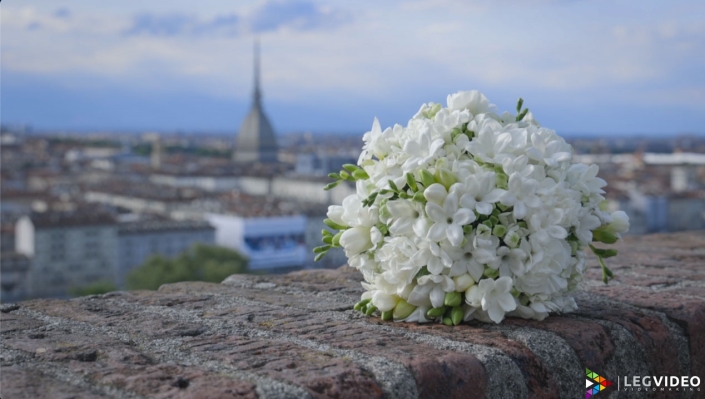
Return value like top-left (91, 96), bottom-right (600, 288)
top-left (463, 224), bottom-right (474, 235)
top-left (322, 235), bottom-right (333, 244)
top-left (332, 231), bottom-right (343, 247)
top-left (592, 229), bottom-right (618, 244)
top-left (328, 172), bottom-right (340, 179)
top-left (381, 310), bottom-right (393, 321)
top-left (365, 304), bottom-right (377, 316)
top-left (313, 245), bottom-right (331, 253)
top-left (510, 288), bottom-right (520, 298)
top-left (343, 164), bottom-right (359, 173)
top-left (393, 299), bottom-right (417, 319)
top-left (339, 170), bottom-right (350, 180)
top-left (451, 306), bottom-right (463, 326)
top-left (352, 169), bottom-right (369, 180)
top-left (419, 170), bottom-right (435, 188)
top-left (519, 294), bottom-right (529, 306)
top-left (434, 168), bottom-right (457, 189)
top-left (427, 103), bottom-right (442, 119)
top-left (442, 317), bottom-right (453, 326)
top-left (516, 97), bottom-right (524, 113)
top-left (483, 267), bottom-right (499, 279)
top-left (314, 253), bottom-right (326, 262)
top-left (488, 216), bottom-right (499, 227)
top-left (495, 174), bottom-right (508, 190)
top-left (444, 291), bottom-right (462, 307)
top-left (354, 299), bottom-right (370, 311)
top-left (413, 192), bottom-right (427, 203)
top-left (322, 229), bottom-right (333, 237)
top-left (324, 181), bottom-right (340, 191)
top-left (426, 306), bottom-right (447, 318)
top-left (324, 219), bottom-right (347, 231)
top-left (492, 224), bottom-right (507, 238)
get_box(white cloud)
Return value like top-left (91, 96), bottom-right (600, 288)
top-left (2, 0), bottom-right (704, 112)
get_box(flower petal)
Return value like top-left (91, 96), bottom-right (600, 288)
top-left (425, 202), bottom-right (447, 224)
top-left (453, 208), bottom-right (476, 226)
top-left (447, 224), bottom-right (464, 247)
top-left (497, 294), bottom-right (517, 312)
top-left (427, 223), bottom-right (447, 242)
top-left (424, 183), bottom-right (447, 204)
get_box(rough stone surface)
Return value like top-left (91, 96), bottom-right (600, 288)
top-left (1, 231), bottom-right (704, 398)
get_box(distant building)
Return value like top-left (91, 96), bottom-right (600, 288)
top-left (116, 220), bottom-right (215, 287)
top-left (0, 252), bottom-right (31, 302)
top-left (295, 153), bottom-right (358, 176)
top-left (207, 213), bottom-right (307, 271)
top-left (233, 40), bottom-right (279, 164)
top-left (15, 212), bottom-right (119, 298)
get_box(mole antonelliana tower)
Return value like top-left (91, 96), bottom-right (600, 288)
top-left (233, 40), bottom-right (279, 163)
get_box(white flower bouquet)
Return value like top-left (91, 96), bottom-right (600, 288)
top-left (315, 90), bottom-right (629, 324)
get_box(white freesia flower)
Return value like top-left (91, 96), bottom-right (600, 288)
top-left (467, 276), bottom-right (517, 323)
top-left (319, 89), bottom-right (627, 325)
top-left (499, 174), bottom-right (541, 220)
top-left (457, 170), bottom-right (505, 215)
top-left (425, 192), bottom-right (475, 246)
top-left (408, 274), bottom-right (455, 308)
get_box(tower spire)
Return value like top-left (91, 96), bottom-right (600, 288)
top-left (253, 38), bottom-right (261, 106)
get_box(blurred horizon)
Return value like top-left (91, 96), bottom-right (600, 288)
top-left (2, 0), bottom-right (705, 135)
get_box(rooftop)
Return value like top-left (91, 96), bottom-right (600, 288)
top-left (27, 210), bottom-right (116, 228)
top-left (117, 219), bottom-right (214, 234)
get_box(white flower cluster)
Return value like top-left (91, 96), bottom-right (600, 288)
top-left (316, 90), bottom-right (629, 325)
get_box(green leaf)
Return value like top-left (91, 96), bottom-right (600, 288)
top-left (516, 108), bottom-right (529, 122)
top-left (516, 97), bottom-right (524, 113)
top-left (388, 179), bottom-right (399, 192)
top-left (589, 244), bottom-right (618, 258)
top-left (406, 173), bottom-right (418, 192)
top-left (415, 266), bottom-right (431, 279)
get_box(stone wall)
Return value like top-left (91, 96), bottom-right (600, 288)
top-left (1, 231), bottom-right (704, 398)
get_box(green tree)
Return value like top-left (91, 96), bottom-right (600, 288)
top-left (69, 280), bottom-right (118, 297)
top-left (126, 244), bottom-right (248, 291)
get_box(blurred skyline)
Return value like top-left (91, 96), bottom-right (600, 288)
top-left (2, 0), bottom-right (705, 135)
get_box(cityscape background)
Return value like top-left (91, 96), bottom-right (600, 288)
top-left (2, 0), bottom-right (704, 302)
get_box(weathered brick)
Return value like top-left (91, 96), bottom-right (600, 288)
top-left (6, 231), bottom-right (705, 399)
top-left (0, 366), bottom-right (106, 399)
top-left (586, 285), bottom-right (705, 379)
top-left (393, 322), bottom-right (560, 399)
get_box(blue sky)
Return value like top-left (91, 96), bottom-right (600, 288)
top-left (2, 0), bottom-right (704, 136)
